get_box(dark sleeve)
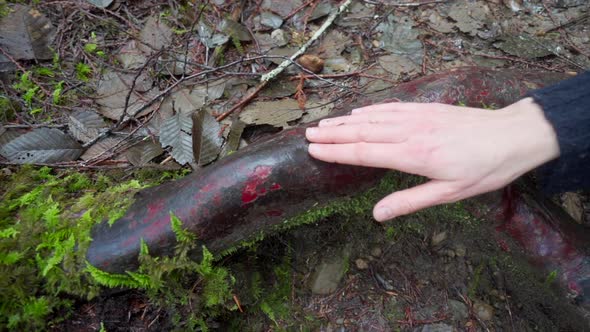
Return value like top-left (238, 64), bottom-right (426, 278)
top-left (529, 71), bottom-right (590, 194)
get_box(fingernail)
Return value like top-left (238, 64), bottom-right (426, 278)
top-left (351, 108), bottom-right (362, 114)
top-left (318, 119), bottom-right (331, 126)
top-left (308, 143), bottom-right (319, 154)
top-left (306, 127), bottom-right (318, 138)
top-left (374, 206), bottom-right (393, 221)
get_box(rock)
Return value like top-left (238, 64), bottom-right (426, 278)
top-left (474, 302), bottom-right (494, 321)
top-left (561, 192), bottom-right (584, 223)
top-left (260, 12), bottom-right (283, 29)
top-left (445, 249), bottom-right (455, 258)
top-left (270, 29), bottom-right (288, 47)
top-left (431, 231), bottom-right (447, 246)
top-left (420, 323), bottom-right (454, 332)
top-left (448, 299), bottom-right (468, 321)
top-left (370, 247), bottom-right (382, 258)
top-left (454, 244), bottom-right (467, 257)
top-left (310, 254), bottom-right (349, 295)
top-left (355, 258), bottom-right (369, 270)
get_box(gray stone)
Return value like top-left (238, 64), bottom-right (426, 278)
top-left (448, 299), bottom-right (468, 321)
top-left (454, 244), bottom-right (467, 257)
top-left (270, 29), bottom-right (289, 47)
top-left (260, 12), bottom-right (283, 29)
top-left (474, 301), bottom-right (494, 321)
top-left (355, 258), bottom-right (369, 270)
top-left (431, 231), bottom-right (447, 246)
top-left (370, 247), bottom-right (382, 258)
top-left (310, 253), bottom-right (349, 295)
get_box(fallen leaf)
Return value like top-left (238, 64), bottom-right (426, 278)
top-left (95, 70), bottom-right (160, 120)
top-left (378, 54), bottom-right (419, 78)
top-left (125, 140), bottom-right (164, 166)
top-left (377, 15), bottom-right (423, 64)
top-left (118, 40), bottom-right (147, 69)
top-left (239, 99), bottom-right (303, 128)
top-left (494, 34), bottom-right (557, 59)
top-left (0, 4), bottom-right (56, 71)
top-left (0, 128), bottom-right (82, 163)
top-left (222, 120), bottom-right (246, 156)
top-left (301, 100), bottom-right (334, 123)
top-left (191, 111), bottom-right (224, 166)
top-left (68, 110), bottom-right (108, 144)
top-left (80, 137), bottom-right (128, 162)
top-left (198, 23), bottom-right (229, 48)
top-left (448, 2), bottom-right (490, 36)
top-left (259, 79), bottom-right (297, 98)
top-left (318, 30), bottom-right (350, 58)
top-left (335, 1), bottom-right (374, 27)
top-left (324, 57), bottom-right (352, 73)
top-left (159, 112), bottom-right (193, 165)
top-left (161, 80), bottom-right (226, 115)
top-left (427, 11), bottom-right (454, 33)
top-left (139, 15), bottom-right (173, 54)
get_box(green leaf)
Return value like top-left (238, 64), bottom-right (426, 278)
top-left (0, 227), bottom-right (19, 238)
top-left (84, 43), bottom-right (97, 53)
top-left (170, 212), bottom-right (196, 244)
top-left (75, 63), bottom-right (92, 82)
top-left (52, 81), bottom-right (64, 105)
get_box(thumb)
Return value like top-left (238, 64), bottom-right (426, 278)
top-left (373, 180), bottom-right (456, 222)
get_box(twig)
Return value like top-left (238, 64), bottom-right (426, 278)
top-left (544, 12), bottom-right (590, 33)
top-left (284, 0), bottom-right (316, 20)
top-left (541, 1), bottom-right (590, 60)
top-left (214, 82), bottom-right (268, 121)
top-left (261, 0), bottom-right (353, 83)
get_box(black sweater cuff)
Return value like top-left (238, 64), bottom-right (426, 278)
top-left (529, 71), bottom-right (590, 194)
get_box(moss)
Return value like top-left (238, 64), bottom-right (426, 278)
top-left (0, 166), bottom-right (164, 330)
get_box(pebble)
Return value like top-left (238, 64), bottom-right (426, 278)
top-left (474, 302), bottom-right (494, 321)
top-left (336, 318), bottom-right (344, 324)
top-left (270, 29), bottom-right (289, 47)
top-left (310, 252), bottom-right (348, 295)
top-left (448, 299), bottom-right (468, 321)
top-left (355, 258), bottom-right (369, 270)
top-left (1, 168), bottom-right (11, 176)
top-left (454, 244), bottom-right (467, 257)
top-left (370, 247), bottom-right (382, 257)
top-left (431, 231), bottom-right (447, 246)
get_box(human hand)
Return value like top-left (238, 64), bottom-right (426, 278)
top-left (305, 97), bottom-right (560, 221)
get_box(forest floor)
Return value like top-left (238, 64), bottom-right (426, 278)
top-left (1, 0), bottom-right (590, 331)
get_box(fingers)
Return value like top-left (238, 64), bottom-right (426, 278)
top-left (306, 123), bottom-right (409, 144)
top-left (373, 180), bottom-right (458, 221)
top-left (351, 102), bottom-right (449, 114)
top-left (308, 142), bottom-right (423, 173)
top-left (318, 112), bottom-right (407, 127)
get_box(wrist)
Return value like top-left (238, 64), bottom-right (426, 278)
top-left (502, 97), bottom-right (560, 173)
